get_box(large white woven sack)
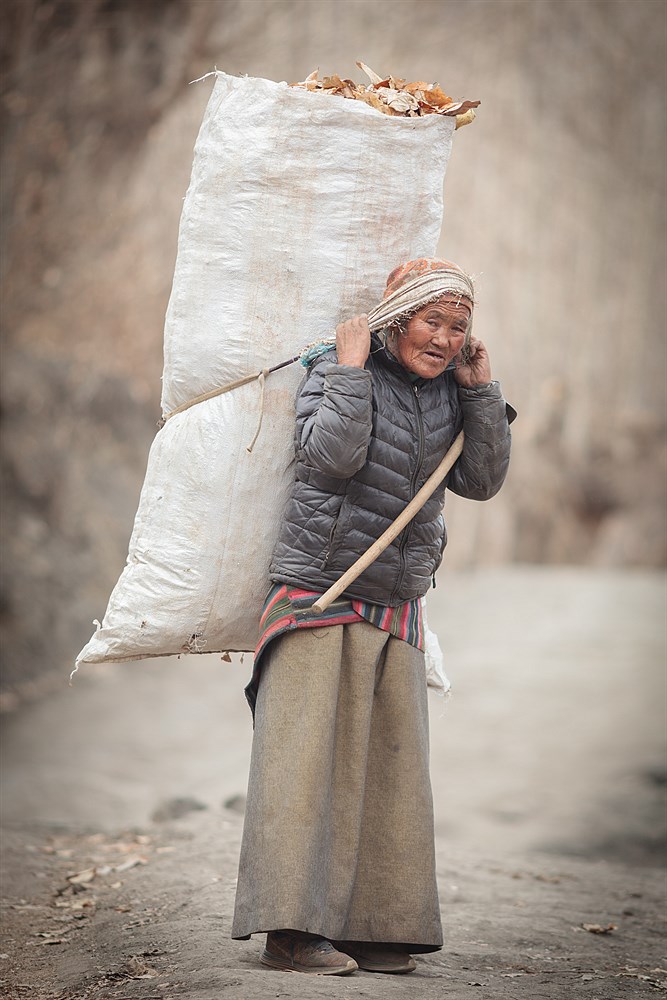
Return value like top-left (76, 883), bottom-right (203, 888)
top-left (76, 71), bottom-right (456, 668)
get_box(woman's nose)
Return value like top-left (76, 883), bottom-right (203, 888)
top-left (434, 328), bottom-right (464, 349)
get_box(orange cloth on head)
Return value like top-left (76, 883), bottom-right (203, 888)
top-left (384, 257), bottom-right (472, 301)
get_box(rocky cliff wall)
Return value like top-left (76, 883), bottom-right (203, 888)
top-left (1, 0), bottom-right (665, 697)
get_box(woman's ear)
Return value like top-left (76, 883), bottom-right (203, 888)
top-left (389, 318), bottom-right (408, 340)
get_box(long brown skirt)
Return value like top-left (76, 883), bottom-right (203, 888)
top-left (231, 621), bottom-right (443, 952)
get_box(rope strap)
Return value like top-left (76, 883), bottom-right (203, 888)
top-left (245, 370), bottom-right (267, 453)
top-left (158, 356), bottom-right (299, 430)
top-left (159, 370), bottom-right (264, 427)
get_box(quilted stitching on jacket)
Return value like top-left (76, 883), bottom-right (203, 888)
top-left (270, 340), bottom-right (512, 606)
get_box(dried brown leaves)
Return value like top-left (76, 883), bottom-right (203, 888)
top-left (291, 61), bottom-right (480, 129)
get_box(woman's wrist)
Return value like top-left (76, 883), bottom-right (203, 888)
top-left (336, 356), bottom-right (367, 369)
top-left (463, 379), bottom-right (494, 389)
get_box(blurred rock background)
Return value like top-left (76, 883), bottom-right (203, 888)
top-left (1, 0), bottom-right (665, 700)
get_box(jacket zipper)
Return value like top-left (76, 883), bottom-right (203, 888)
top-left (390, 382), bottom-right (425, 603)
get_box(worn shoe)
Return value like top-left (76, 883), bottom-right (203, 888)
top-left (261, 930), bottom-right (358, 975)
top-left (333, 941), bottom-right (417, 974)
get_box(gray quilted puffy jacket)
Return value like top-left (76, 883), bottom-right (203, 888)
top-left (270, 338), bottom-right (514, 605)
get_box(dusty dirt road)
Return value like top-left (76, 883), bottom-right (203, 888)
top-left (1, 568), bottom-right (665, 998)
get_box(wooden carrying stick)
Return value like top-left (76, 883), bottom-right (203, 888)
top-left (311, 430), bottom-right (465, 613)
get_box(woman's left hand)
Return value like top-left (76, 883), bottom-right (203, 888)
top-left (453, 336), bottom-right (492, 388)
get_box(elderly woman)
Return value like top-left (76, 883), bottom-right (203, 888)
top-left (231, 258), bottom-right (514, 975)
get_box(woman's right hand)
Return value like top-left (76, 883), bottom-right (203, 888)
top-left (336, 315), bottom-right (371, 368)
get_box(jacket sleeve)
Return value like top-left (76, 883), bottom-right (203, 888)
top-left (447, 381), bottom-right (514, 501)
top-left (296, 357), bottom-right (373, 479)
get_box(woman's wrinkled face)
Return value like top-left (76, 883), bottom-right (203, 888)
top-left (390, 297), bottom-right (472, 379)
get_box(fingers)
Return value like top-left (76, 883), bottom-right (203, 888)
top-left (336, 314), bottom-right (371, 368)
top-left (336, 314), bottom-right (370, 337)
top-left (453, 336), bottom-right (492, 386)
